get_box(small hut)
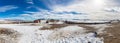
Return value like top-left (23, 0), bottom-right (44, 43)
top-left (34, 19), bottom-right (47, 24)
top-left (34, 19), bottom-right (41, 23)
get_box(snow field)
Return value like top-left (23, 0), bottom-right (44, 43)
top-left (0, 24), bottom-right (104, 43)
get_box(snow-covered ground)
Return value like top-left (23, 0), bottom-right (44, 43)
top-left (0, 24), bottom-right (104, 43)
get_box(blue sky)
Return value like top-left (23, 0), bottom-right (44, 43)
top-left (0, 0), bottom-right (72, 20)
top-left (0, 0), bottom-right (71, 16)
top-left (0, 0), bottom-right (47, 17)
top-left (0, 0), bottom-right (120, 21)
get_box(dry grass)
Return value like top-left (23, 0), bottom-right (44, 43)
top-left (0, 28), bottom-right (14, 35)
top-left (40, 24), bottom-right (69, 30)
top-left (0, 28), bottom-right (20, 43)
top-left (77, 23), bottom-right (120, 43)
top-left (100, 23), bottom-right (120, 43)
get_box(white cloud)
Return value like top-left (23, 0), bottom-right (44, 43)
top-left (50, 0), bottom-right (120, 20)
top-left (18, 10), bottom-right (88, 20)
top-left (7, 0), bottom-right (120, 21)
top-left (26, 0), bottom-right (34, 4)
top-left (104, 7), bottom-right (120, 13)
top-left (0, 5), bottom-right (18, 12)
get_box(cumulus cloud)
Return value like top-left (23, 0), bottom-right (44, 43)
top-left (0, 5), bottom-right (18, 12)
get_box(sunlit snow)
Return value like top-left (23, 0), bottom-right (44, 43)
top-left (0, 24), bottom-right (103, 43)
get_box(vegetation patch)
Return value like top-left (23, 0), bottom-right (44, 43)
top-left (0, 28), bottom-right (20, 43)
top-left (102, 23), bottom-right (120, 43)
top-left (40, 24), bottom-right (69, 30)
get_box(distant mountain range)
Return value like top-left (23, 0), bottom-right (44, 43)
top-left (5, 19), bottom-right (25, 22)
top-left (0, 19), bottom-right (25, 22)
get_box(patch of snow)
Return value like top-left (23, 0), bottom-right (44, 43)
top-left (35, 25), bottom-right (103, 43)
top-left (48, 21), bottom-right (64, 24)
top-left (0, 24), bottom-right (104, 43)
top-left (56, 21), bottom-right (64, 24)
top-left (0, 24), bottom-right (42, 43)
top-left (36, 30), bottom-right (104, 43)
